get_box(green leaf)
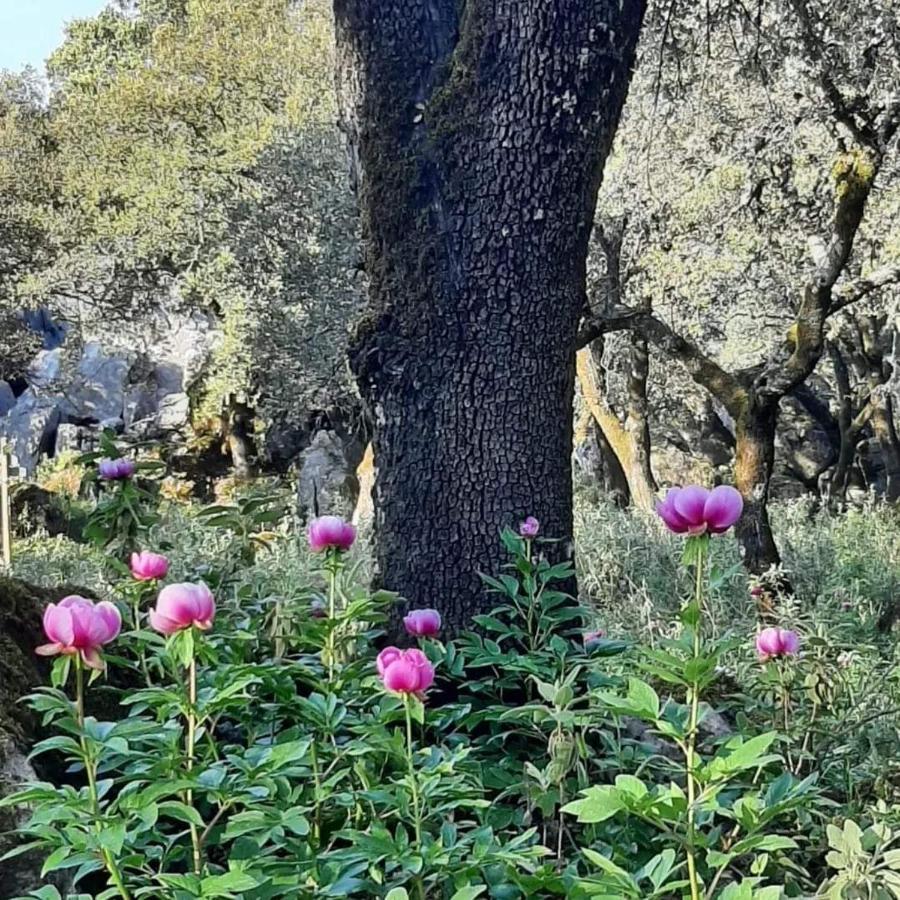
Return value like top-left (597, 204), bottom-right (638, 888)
top-left (385, 890), bottom-right (410, 900)
top-left (159, 801), bottom-right (205, 826)
top-left (562, 785), bottom-right (624, 823)
top-left (706, 732), bottom-right (779, 779)
top-left (449, 888), bottom-right (486, 900)
top-left (614, 774), bottom-right (648, 800)
top-left (627, 678), bottom-right (660, 719)
top-left (200, 871), bottom-right (259, 897)
top-left (40, 846), bottom-right (71, 877)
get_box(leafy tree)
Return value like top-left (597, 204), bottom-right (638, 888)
top-left (582, 0), bottom-right (900, 576)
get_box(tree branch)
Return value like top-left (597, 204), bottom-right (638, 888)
top-left (831, 264), bottom-right (900, 314)
top-left (579, 306), bottom-right (746, 416)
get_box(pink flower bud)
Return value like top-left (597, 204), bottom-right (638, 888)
top-left (36, 595), bottom-right (122, 670)
top-left (755, 627), bottom-right (800, 660)
top-left (130, 551), bottom-right (169, 581)
top-left (149, 582), bottom-right (216, 636)
top-left (98, 458), bottom-right (136, 481)
top-left (307, 515), bottom-right (356, 553)
top-left (583, 629), bottom-right (605, 649)
top-left (376, 647), bottom-right (435, 697)
top-left (656, 485), bottom-right (743, 536)
top-left (403, 609), bottom-right (441, 637)
top-left (519, 516), bottom-right (540, 538)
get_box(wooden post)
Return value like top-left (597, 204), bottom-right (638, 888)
top-left (0, 438), bottom-right (10, 571)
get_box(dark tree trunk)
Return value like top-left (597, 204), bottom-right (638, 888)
top-left (334, 0), bottom-right (645, 632)
top-left (826, 340), bottom-right (864, 502)
top-left (592, 419), bottom-right (632, 507)
top-left (734, 399), bottom-right (782, 577)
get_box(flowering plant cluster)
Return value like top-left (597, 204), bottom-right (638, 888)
top-left (3, 488), bottom-right (850, 900)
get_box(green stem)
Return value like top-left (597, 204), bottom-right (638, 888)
top-left (524, 539), bottom-right (536, 652)
top-left (404, 696), bottom-right (425, 900)
top-left (132, 588), bottom-right (153, 687)
top-left (310, 737), bottom-right (322, 844)
top-left (325, 552), bottom-right (340, 680)
top-left (684, 539), bottom-right (706, 900)
top-left (186, 653), bottom-right (202, 875)
top-left (75, 659), bottom-right (132, 900)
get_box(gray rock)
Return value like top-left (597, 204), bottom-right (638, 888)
top-left (0, 392), bottom-right (60, 475)
top-left (0, 382), bottom-right (15, 417)
top-left (157, 392), bottom-right (191, 431)
top-left (297, 430), bottom-right (359, 521)
top-left (26, 348), bottom-right (62, 391)
top-left (54, 423), bottom-right (84, 454)
top-left (59, 342), bottom-right (131, 423)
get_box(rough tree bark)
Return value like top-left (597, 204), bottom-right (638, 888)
top-left (333, 0), bottom-right (646, 632)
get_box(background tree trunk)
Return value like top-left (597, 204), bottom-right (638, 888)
top-left (334, 0), bottom-right (645, 632)
top-left (576, 345), bottom-right (656, 510)
top-left (733, 400), bottom-right (782, 576)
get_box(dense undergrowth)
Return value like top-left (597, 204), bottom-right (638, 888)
top-left (4, 448), bottom-right (900, 899)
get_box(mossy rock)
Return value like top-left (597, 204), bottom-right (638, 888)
top-left (10, 484), bottom-right (87, 542)
top-left (0, 577), bottom-right (92, 898)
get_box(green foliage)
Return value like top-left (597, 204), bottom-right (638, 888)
top-left (9, 485), bottom-right (900, 897)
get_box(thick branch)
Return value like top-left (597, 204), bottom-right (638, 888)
top-left (584, 306), bottom-right (746, 416)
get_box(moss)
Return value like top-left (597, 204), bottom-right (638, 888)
top-left (0, 577), bottom-right (64, 744)
top-left (832, 148), bottom-right (876, 201)
top-left (425, 1), bottom-right (487, 144)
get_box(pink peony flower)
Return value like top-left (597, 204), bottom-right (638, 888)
top-left (130, 551), bottom-right (169, 581)
top-left (376, 647), bottom-right (435, 696)
top-left (519, 516), bottom-right (540, 539)
top-left (36, 595), bottom-right (122, 670)
top-left (403, 609), bottom-right (441, 638)
top-left (98, 458), bottom-right (136, 481)
top-left (307, 515), bottom-right (356, 553)
top-left (149, 582), bottom-right (216, 636)
top-left (583, 629), bottom-right (605, 649)
top-left (755, 627), bottom-right (800, 660)
top-left (656, 485), bottom-right (743, 536)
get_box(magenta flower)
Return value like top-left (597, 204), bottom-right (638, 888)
top-left (583, 629), bottom-right (605, 649)
top-left (130, 551), bottom-right (169, 582)
top-left (519, 516), bottom-right (540, 539)
top-left (36, 595), bottom-right (122, 670)
top-left (307, 515), bottom-right (356, 553)
top-left (98, 458), bottom-right (136, 481)
top-left (755, 627), bottom-right (800, 660)
top-left (656, 485), bottom-right (743, 535)
top-left (376, 647), bottom-right (435, 696)
top-left (149, 582), bottom-right (216, 636)
top-left (403, 609), bottom-right (441, 638)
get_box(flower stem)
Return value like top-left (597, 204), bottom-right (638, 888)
top-left (403, 696), bottom-right (424, 900)
top-left (310, 737), bottom-right (322, 844)
top-left (75, 659), bottom-right (131, 900)
top-left (524, 538), bottom-right (536, 651)
top-left (684, 540), bottom-right (706, 900)
top-left (325, 552), bottom-right (339, 680)
top-left (186, 653), bottom-right (202, 875)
